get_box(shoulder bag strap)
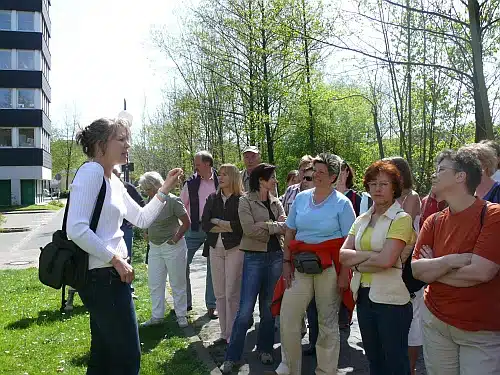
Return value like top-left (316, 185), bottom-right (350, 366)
top-left (62, 174), bottom-right (106, 235)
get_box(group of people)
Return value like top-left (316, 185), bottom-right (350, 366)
top-left (64, 116), bottom-right (500, 375)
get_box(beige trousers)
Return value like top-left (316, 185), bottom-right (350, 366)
top-left (422, 304), bottom-right (500, 375)
top-left (210, 245), bottom-right (244, 341)
top-left (280, 266), bottom-right (341, 375)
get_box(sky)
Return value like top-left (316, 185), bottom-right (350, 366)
top-left (49, 0), bottom-right (194, 133)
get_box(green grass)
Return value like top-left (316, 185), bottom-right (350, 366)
top-left (0, 200), bottom-right (65, 213)
top-left (0, 238), bottom-right (208, 375)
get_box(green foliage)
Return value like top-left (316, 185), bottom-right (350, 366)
top-left (51, 138), bottom-right (87, 177)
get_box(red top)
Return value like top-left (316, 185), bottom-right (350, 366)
top-left (289, 238), bottom-right (355, 317)
top-left (414, 199), bottom-right (500, 331)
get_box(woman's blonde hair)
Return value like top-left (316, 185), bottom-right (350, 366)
top-left (218, 164), bottom-right (245, 195)
top-left (460, 143), bottom-right (497, 177)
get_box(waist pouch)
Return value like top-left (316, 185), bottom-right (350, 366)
top-left (293, 252), bottom-right (322, 274)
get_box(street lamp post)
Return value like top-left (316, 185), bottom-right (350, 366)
top-left (118, 99), bottom-right (133, 183)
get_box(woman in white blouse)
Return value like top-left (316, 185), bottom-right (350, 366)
top-left (66, 118), bottom-right (182, 375)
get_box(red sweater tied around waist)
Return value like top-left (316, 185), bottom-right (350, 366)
top-left (271, 238), bottom-right (355, 319)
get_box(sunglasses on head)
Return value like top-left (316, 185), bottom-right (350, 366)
top-left (303, 176), bottom-right (313, 181)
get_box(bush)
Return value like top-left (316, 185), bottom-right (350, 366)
top-left (59, 191), bottom-right (70, 199)
top-left (48, 200), bottom-right (65, 208)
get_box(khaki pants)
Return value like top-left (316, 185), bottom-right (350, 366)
top-left (280, 266), bottom-right (341, 375)
top-left (422, 304), bottom-right (500, 375)
top-left (210, 245), bottom-right (244, 341)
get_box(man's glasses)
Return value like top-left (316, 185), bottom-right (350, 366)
top-left (303, 176), bottom-right (313, 181)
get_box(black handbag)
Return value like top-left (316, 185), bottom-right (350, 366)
top-left (293, 252), bottom-right (323, 274)
top-left (39, 177), bottom-right (106, 291)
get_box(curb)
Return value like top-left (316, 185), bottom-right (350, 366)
top-left (182, 325), bottom-right (223, 375)
top-left (1, 210), bottom-right (59, 214)
top-left (0, 227), bottom-right (31, 233)
top-left (165, 294), bottom-right (222, 375)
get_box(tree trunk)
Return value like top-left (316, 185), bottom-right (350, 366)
top-left (301, 0), bottom-right (315, 154)
top-left (468, 0), bottom-right (493, 141)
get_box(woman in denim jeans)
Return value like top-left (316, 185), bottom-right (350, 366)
top-left (340, 160), bottom-right (415, 375)
top-left (67, 118), bottom-right (182, 375)
top-left (220, 163), bottom-right (286, 374)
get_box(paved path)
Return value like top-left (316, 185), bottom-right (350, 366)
top-left (0, 209), bottom-right (64, 269)
top-left (187, 250), bottom-right (426, 374)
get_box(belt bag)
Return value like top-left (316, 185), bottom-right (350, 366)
top-left (293, 252), bottom-right (322, 274)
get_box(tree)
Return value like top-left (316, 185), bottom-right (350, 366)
top-left (51, 108), bottom-right (86, 190)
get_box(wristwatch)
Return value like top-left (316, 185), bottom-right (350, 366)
top-left (157, 189), bottom-right (168, 201)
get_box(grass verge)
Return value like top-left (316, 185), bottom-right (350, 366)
top-left (0, 238), bottom-right (208, 375)
top-left (0, 200), bottom-right (65, 213)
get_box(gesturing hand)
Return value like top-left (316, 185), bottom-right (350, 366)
top-left (160, 168), bottom-right (184, 194)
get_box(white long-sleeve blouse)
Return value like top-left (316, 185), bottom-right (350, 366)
top-left (66, 162), bottom-right (165, 270)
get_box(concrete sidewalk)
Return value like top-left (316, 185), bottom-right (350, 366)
top-left (187, 250), bottom-right (426, 375)
top-left (0, 209), bottom-right (64, 269)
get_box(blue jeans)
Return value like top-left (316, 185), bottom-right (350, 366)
top-left (122, 225), bottom-right (135, 291)
top-left (357, 288), bottom-right (412, 375)
top-left (185, 228), bottom-right (216, 309)
top-left (121, 224), bottom-right (134, 261)
top-left (225, 251), bottom-right (283, 361)
top-left (78, 268), bottom-right (140, 375)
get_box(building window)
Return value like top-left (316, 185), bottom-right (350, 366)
top-left (17, 50), bottom-right (35, 70)
top-left (17, 12), bottom-right (35, 32)
top-left (0, 128), bottom-right (12, 147)
top-left (42, 92), bottom-right (50, 116)
top-left (0, 11), bottom-right (11, 31)
top-left (0, 50), bottom-right (11, 69)
top-left (42, 56), bottom-right (50, 80)
top-left (19, 128), bottom-right (35, 147)
top-left (17, 89), bottom-right (35, 109)
top-left (0, 89), bottom-right (12, 108)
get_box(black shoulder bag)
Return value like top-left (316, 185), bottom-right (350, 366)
top-left (39, 177), bottom-right (106, 292)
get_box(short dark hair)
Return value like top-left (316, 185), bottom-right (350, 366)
top-left (341, 161), bottom-right (355, 189)
top-left (363, 160), bottom-right (403, 199)
top-left (386, 156), bottom-right (413, 190)
top-left (286, 170), bottom-right (299, 184)
top-left (313, 153), bottom-right (341, 177)
top-left (437, 149), bottom-right (482, 195)
top-left (195, 151), bottom-right (214, 167)
top-left (249, 163), bottom-right (276, 192)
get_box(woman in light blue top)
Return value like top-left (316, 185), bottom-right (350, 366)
top-left (278, 153), bottom-right (356, 375)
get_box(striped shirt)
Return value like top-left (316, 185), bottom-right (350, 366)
top-left (280, 183), bottom-right (301, 215)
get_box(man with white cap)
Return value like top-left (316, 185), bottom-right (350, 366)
top-left (241, 146), bottom-right (262, 193)
top-left (241, 146), bottom-right (278, 196)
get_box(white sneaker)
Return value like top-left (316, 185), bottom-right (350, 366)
top-left (140, 317), bottom-right (163, 327)
top-left (177, 316), bottom-right (189, 328)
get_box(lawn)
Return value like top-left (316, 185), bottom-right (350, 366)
top-left (0, 238), bottom-right (208, 375)
top-left (0, 200), bottom-right (65, 213)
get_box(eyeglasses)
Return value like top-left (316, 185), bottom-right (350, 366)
top-left (368, 181), bottom-right (391, 189)
top-left (303, 176), bottom-right (313, 181)
top-left (435, 166), bottom-right (458, 174)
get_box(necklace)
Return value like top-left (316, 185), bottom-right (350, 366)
top-left (311, 188), bottom-right (335, 207)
